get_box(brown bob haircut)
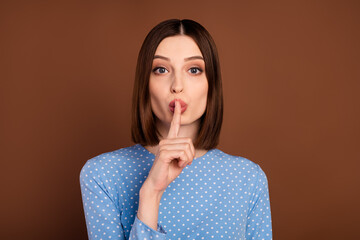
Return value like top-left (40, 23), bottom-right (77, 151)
top-left (131, 19), bottom-right (223, 150)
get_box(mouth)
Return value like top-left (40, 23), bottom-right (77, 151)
top-left (169, 99), bottom-right (188, 114)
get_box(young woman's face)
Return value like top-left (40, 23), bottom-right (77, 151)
top-left (149, 35), bottom-right (208, 129)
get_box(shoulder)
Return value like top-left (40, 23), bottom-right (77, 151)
top-left (211, 148), bottom-right (269, 184)
top-left (211, 148), bottom-right (259, 170)
top-left (79, 144), bottom-right (149, 180)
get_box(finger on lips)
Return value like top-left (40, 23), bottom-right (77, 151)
top-left (165, 100), bottom-right (194, 168)
top-left (167, 100), bottom-right (181, 139)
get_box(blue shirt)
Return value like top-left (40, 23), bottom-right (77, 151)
top-left (80, 144), bottom-right (272, 239)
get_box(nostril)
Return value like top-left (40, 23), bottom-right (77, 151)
top-left (171, 87), bottom-right (183, 93)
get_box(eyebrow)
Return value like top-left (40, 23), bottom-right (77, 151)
top-left (153, 55), bottom-right (204, 62)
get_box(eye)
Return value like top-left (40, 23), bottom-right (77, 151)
top-left (152, 67), bottom-right (168, 75)
top-left (188, 67), bottom-right (203, 75)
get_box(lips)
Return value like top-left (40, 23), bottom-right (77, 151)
top-left (169, 99), bottom-right (188, 114)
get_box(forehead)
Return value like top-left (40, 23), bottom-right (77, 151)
top-left (154, 35), bottom-right (203, 58)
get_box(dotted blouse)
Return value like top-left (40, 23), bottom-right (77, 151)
top-left (80, 144), bottom-right (272, 239)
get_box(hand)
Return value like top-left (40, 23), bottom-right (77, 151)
top-left (143, 100), bottom-right (195, 193)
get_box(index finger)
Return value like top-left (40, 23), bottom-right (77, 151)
top-left (167, 100), bottom-right (181, 139)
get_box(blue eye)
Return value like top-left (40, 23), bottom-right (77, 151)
top-left (189, 67), bottom-right (203, 74)
top-left (153, 67), bottom-right (168, 74)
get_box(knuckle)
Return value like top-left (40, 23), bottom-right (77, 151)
top-left (181, 150), bottom-right (187, 159)
top-left (158, 148), bottom-right (165, 156)
top-left (187, 138), bottom-right (194, 147)
top-left (185, 143), bottom-right (191, 151)
top-left (159, 139), bottom-right (166, 146)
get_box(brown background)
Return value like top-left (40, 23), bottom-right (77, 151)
top-left (1, 0), bottom-right (359, 239)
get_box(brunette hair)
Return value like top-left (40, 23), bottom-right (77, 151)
top-left (131, 19), bottom-right (223, 150)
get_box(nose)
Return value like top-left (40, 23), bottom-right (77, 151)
top-left (170, 73), bottom-right (184, 93)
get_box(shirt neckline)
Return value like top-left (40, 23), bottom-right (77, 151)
top-left (136, 143), bottom-right (215, 160)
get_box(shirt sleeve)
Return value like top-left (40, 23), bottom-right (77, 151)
top-left (129, 215), bottom-right (166, 240)
top-left (80, 159), bottom-right (167, 240)
top-left (246, 164), bottom-right (273, 240)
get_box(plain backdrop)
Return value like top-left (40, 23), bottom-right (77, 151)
top-left (1, 0), bottom-right (359, 239)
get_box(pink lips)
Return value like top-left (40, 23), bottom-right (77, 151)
top-left (169, 99), bottom-right (187, 114)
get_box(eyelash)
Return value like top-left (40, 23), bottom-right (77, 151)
top-left (152, 67), bottom-right (203, 75)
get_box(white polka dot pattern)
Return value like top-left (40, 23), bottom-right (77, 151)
top-left (80, 144), bottom-right (272, 239)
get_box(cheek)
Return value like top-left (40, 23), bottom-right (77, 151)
top-left (149, 80), bottom-right (167, 116)
top-left (149, 79), bottom-right (159, 101)
top-left (149, 86), bottom-right (160, 108)
top-left (200, 81), bottom-right (209, 102)
top-left (193, 81), bottom-right (208, 111)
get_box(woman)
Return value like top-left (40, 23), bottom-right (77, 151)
top-left (80, 19), bottom-right (272, 240)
